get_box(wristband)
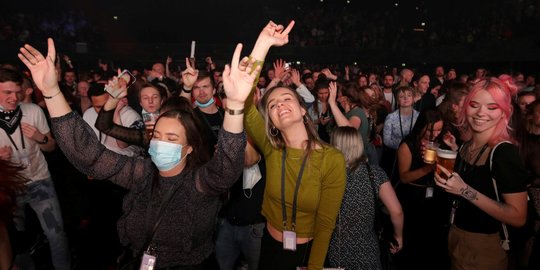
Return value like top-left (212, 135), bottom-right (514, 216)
top-left (225, 107), bottom-right (244, 115)
top-left (183, 87), bottom-right (192, 93)
top-left (248, 56), bottom-right (264, 75)
top-left (43, 91), bottom-right (62, 99)
top-left (37, 135), bottom-right (48, 144)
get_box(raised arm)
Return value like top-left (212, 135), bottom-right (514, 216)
top-left (179, 57), bottom-right (199, 100)
top-left (95, 76), bottom-right (146, 147)
top-left (328, 81), bottom-right (359, 128)
top-left (18, 38), bottom-right (147, 189)
top-left (221, 44), bottom-right (260, 133)
top-left (18, 38), bottom-right (71, 117)
top-left (290, 68), bottom-right (314, 104)
top-left (242, 20), bottom-right (295, 154)
top-left (195, 43), bottom-right (260, 194)
top-left (249, 21), bottom-right (295, 63)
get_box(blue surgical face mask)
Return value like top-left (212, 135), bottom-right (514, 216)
top-left (195, 97), bottom-right (215, 108)
top-left (148, 140), bottom-right (186, 171)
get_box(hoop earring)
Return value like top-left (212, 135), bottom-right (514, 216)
top-left (270, 126), bottom-right (279, 137)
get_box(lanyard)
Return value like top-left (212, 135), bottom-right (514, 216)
top-left (453, 143), bottom-right (489, 210)
top-left (457, 143), bottom-right (488, 178)
top-left (398, 109), bottom-right (414, 139)
top-left (6, 122), bottom-right (26, 151)
top-left (142, 171), bottom-right (185, 253)
top-left (281, 149), bottom-right (308, 231)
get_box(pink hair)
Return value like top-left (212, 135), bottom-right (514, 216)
top-left (457, 76), bottom-right (517, 146)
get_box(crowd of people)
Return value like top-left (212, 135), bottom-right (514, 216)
top-left (291, 0), bottom-right (540, 51)
top-left (0, 17), bottom-right (539, 270)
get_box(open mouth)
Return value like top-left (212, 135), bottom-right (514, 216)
top-left (278, 109), bottom-right (291, 117)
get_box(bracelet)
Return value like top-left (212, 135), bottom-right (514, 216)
top-left (43, 91), bottom-right (62, 99)
top-left (183, 87), bottom-right (192, 93)
top-left (225, 107), bottom-right (244, 115)
top-left (248, 56), bottom-right (264, 75)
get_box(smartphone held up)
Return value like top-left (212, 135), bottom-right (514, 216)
top-left (104, 69), bottom-right (136, 98)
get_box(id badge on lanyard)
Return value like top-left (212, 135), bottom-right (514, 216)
top-left (139, 246), bottom-right (157, 270)
top-left (283, 230), bottom-right (297, 251)
top-left (280, 150), bottom-right (308, 252)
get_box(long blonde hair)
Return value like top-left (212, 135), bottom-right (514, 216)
top-left (258, 86), bottom-right (324, 154)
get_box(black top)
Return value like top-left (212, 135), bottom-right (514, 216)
top-left (222, 159), bottom-right (266, 226)
top-left (403, 138), bottom-right (434, 186)
top-left (454, 143), bottom-right (529, 234)
top-left (51, 112), bottom-right (246, 267)
top-left (413, 92), bottom-right (436, 112)
top-left (194, 107), bottom-right (224, 156)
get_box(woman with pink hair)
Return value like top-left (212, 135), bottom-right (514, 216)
top-left (434, 77), bottom-right (530, 270)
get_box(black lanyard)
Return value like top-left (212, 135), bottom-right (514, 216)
top-left (452, 143), bottom-right (489, 211)
top-left (6, 122), bottom-right (26, 151)
top-left (457, 143), bottom-right (488, 178)
top-left (141, 171), bottom-right (185, 254)
top-left (281, 149), bottom-right (308, 231)
top-left (398, 109), bottom-right (414, 139)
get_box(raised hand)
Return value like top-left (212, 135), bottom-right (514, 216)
top-left (18, 38), bottom-right (59, 95)
top-left (257, 20), bottom-right (295, 47)
top-left (273, 59), bottom-right (287, 80)
top-left (443, 132), bottom-right (458, 151)
top-left (181, 57), bottom-right (199, 89)
top-left (222, 43), bottom-right (261, 108)
top-left (104, 69), bottom-right (129, 99)
top-left (166, 56), bottom-right (173, 65)
top-left (321, 68), bottom-right (337, 80)
top-left (328, 81), bottom-right (338, 106)
top-left (290, 69), bottom-right (302, 87)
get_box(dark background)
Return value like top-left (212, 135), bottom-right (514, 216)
top-left (2, 0), bottom-right (540, 75)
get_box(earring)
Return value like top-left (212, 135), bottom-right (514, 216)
top-left (270, 126), bottom-right (279, 136)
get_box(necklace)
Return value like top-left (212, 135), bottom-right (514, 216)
top-left (457, 143), bottom-right (488, 178)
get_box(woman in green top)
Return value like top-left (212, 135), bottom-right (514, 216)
top-left (243, 21), bottom-right (346, 270)
top-left (328, 81), bottom-right (376, 163)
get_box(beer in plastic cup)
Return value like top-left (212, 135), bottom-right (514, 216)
top-left (436, 148), bottom-right (458, 175)
top-left (423, 141), bottom-right (439, 164)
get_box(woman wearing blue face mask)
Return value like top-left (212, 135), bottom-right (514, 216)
top-left (18, 39), bottom-right (259, 269)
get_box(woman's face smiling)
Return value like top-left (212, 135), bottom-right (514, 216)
top-left (266, 87), bottom-right (306, 130)
top-left (466, 90), bottom-right (504, 134)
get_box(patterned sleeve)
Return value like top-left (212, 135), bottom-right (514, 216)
top-left (95, 108), bottom-right (146, 147)
top-left (51, 111), bottom-right (150, 189)
top-left (196, 128), bottom-right (246, 196)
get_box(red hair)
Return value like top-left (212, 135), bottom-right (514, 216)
top-left (457, 76), bottom-right (517, 146)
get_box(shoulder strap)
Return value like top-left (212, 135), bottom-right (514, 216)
top-left (489, 140), bottom-right (512, 250)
